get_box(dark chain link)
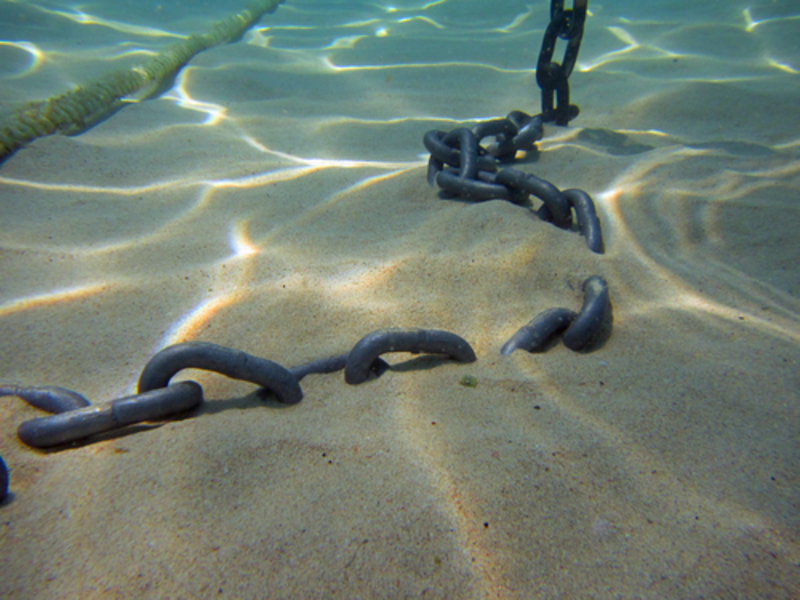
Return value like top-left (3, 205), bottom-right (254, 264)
top-left (423, 110), bottom-right (604, 254)
top-left (0, 1), bottom-right (605, 503)
top-left (537, 0), bottom-right (588, 125)
top-left (4, 306), bottom-right (608, 453)
top-left (6, 329), bottom-right (476, 449)
top-left (422, 2), bottom-right (598, 252)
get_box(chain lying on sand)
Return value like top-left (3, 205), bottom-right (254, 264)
top-left (0, 0), bottom-right (602, 505)
top-left (423, 112), bottom-right (604, 255)
top-left (2, 272), bottom-right (609, 460)
top-left (5, 329), bottom-right (475, 451)
top-left (501, 276), bottom-right (610, 355)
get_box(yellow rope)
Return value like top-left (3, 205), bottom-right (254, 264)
top-left (0, 0), bottom-right (284, 162)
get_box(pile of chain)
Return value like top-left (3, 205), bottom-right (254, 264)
top-left (423, 0), bottom-right (602, 253)
top-left (423, 113), bottom-right (603, 254)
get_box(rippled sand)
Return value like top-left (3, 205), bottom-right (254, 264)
top-left (1, 0), bottom-right (799, 597)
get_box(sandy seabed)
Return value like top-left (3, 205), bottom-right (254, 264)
top-left (1, 0), bottom-right (799, 597)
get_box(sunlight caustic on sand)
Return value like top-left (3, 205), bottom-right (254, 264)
top-left (1, 0), bottom-right (798, 596)
top-left (0, 41), bottom-right (44, 77)
top-left (0, 282), bottom-right (112, 318)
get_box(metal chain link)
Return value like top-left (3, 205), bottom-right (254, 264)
top-left (4, 301), bottom-right (609, 452)
top-left (422, 2), bottom-right (594, 250)
top-left (423, 109), bottom-right (604, 254)
top-left (0, 1), bottom-right (606, 503)
top-left (5, 329), bottom-right (475, 449)
top-left (537, 0), bottom-right (588, 125)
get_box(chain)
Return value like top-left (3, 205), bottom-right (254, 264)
top-left (5, 304), bottom-right (608, 453)
top-left (423, 110), bottom-right (604, 254)
top-left (0, 1), bottom-right (606, 503)
top-left (8, 328), bottom-right (476, 449)
top-left (537, 0), bottom-right (588, 125)
top-left (421, 5), bottom-right (595, 254)
top-left (501, 276), bottom-right (609, 354)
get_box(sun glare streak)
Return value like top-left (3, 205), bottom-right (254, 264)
top-left (246, 28), bottom-right (272, 48)
top-left (625, 290), bottom-right (800, 345)
top-left (579, 25), bottom-right (682, 72)
top-left (322, 56), bottom-right (531, 74)
top-left (595, 143), bottom-right (800, 344)
top-left (159, 294), bottom-right (241, 348)
top-left (318, 114), bottom-right (477, 130)
top-left (741, 8), bottom-right (800, 32)
top-left (163, 68), bottom-right (227, 125)
top-left (374, 1), bottom-right (447, 12)
top-left (0, 283), bottom-right (110, 317)
top-left (595, 145), bottom-right (710, 249)
top-left (229, 221), bottom-right (260, 257)
top-left (0, 175), bottom-right (198, 195)
top-left (578, 26), bottom-right (640, 71)
top-left (43, 7), bottom-right (184, 38)
top-left (241, 167), bottom-right (420, 253)
top-left (0, 41), bottom-right (45, 76)
top-left (0, 129), bottom-right (421, 201)
top-left (130, 223), bottom-right (272, 390)
top-left (331, 167), bottom-right (421, 199)
top-left (324, 35), bottom-right (369, 49)
top-left (493, 7), bottom-right (534, 33)
top-left (209, 164), bottom-right (327, 188)
top-left (742, 8), bottom-right (758, 32)
top-left (766, 58), bottom-right (798, 74)
top-left (396, 16), bottom-right (444, 29)
top-left (237, 133), bottom-right (424, 172)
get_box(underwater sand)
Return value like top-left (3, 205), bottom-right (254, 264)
top-left (1, 0), bottom-right (799, 597)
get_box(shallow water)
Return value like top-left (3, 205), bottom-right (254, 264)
top-left (1, 0), bottom-right (799, 597)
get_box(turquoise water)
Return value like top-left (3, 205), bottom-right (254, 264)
top-left (1, 1), bottom-right (799, 597)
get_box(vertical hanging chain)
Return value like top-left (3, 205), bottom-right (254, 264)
top-left (536, 0), bottom-right (588, 125)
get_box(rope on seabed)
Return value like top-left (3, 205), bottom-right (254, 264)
top-left (0, 0), bottom-right (285, 163)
